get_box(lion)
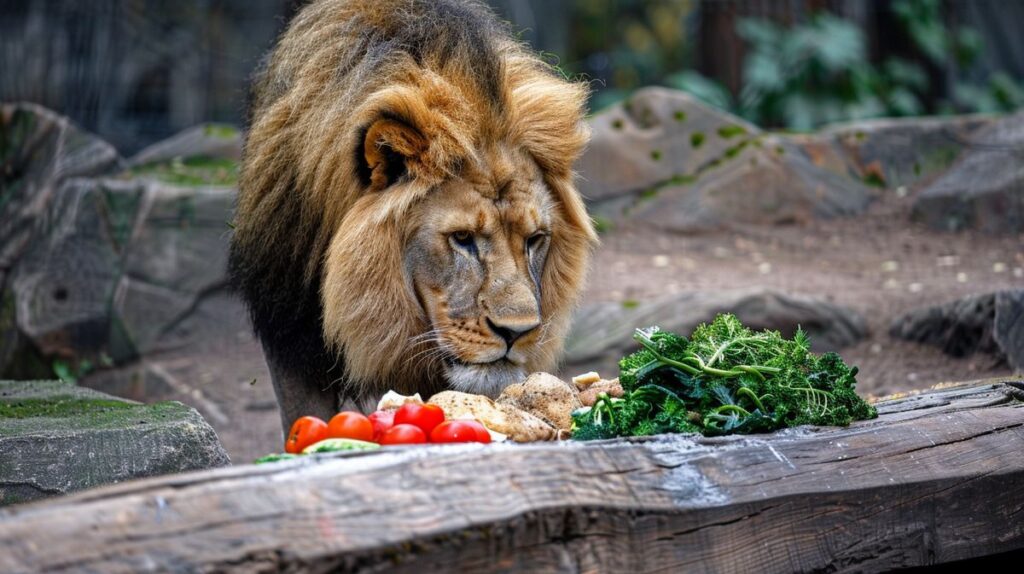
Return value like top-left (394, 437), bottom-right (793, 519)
top-left (228, 0), bottom-right (597, 433)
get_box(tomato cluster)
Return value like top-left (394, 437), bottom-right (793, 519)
top-left (285, 403), bottom-right (491, 453)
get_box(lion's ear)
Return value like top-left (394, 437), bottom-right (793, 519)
top-left (362, 118), bottom-right (427, 191)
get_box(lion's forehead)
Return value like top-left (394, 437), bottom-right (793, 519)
top-left (429, 177), bottom-right (552, 236)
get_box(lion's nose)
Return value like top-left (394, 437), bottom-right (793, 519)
top-left (486, 317), bottom-right (539, 349)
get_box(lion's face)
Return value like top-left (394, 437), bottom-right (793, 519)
top-left (403, 151), bottom-right (552, 395)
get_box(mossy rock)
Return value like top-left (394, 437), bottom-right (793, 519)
top-left (0, 380), bottom-right (229, 506)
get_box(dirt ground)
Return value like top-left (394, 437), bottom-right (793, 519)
top-left (119, 190), bottom-right (1022, 464)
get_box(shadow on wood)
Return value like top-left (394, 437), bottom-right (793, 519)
top-left (1, 378), bottom-right (1022, 573)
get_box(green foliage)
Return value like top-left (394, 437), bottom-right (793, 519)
top-left (572, 314), bottom-right (877, 440)
top-left (669, 2), bottom-right (1022, 130)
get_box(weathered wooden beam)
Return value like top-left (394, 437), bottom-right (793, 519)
top-left (1, 378), bottom-right (1022, 573)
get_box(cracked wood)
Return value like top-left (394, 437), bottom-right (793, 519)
top-left (0, 378), bottom-right (1022, 573)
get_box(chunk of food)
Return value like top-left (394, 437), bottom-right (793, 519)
top-left (579, 378), bottom-right (625, 407)
top-left (496, 372), bottom-right (582, 431)
top-left (428, 390), bottom-right (557, 442)
top-left (571, 371), bottom-right (601, 389)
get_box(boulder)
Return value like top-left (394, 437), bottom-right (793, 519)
top-left (814, 114), bottom-right (994, 189)
top-left (0, 379), bottom-right (229, 506)
top-left (890, 289), bottom-right (1024, 370)
top-left (0, 102), bottom-right (123, 271)
top-left (0, 105), bottom-right (236, 378)
top-left (127, 123), bottom-right (242, 167)
top-left (579, 88), bottom-right (873, 232)
top-left (912, 111), bottom-right (1024, 233)
top-left (562, 289), bottom-right (867, 377)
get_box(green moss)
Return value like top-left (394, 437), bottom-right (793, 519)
top-left (717, 124), bottom-right (748, 139)
top-left (690, 132), bottom-right (705, 148)
top-left (202, 124), bottom-right (238, 139)
top-left (621, 299), bottom-right (640, 310)
top-left (650, 149), bottom-right (662, 161)
top-left (724, 140), bottom-right (750, 159)
top-left (775, 146), bottom-right (786, 155)
top-left (863, 172), bottom-right (886, 188)
top-left (855, 130), bottom-right (867, 141)
top-left (611, 118), bottom-right (624, 130)
top-left (673, 110), bottom-right (686, 122)
top-left (639, 188), bottom-right (659, 200)
top-left (130, 157), bottom-right (238, 187)
top-left (913, 162), bottom-right (922, 176)
top-left (0, 396), bottom-right (133, 419)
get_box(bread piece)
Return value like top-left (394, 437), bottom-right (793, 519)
top-left (428, 390), bottom-right (557, 442)
top-left (579, 378), bottom-right (624, 407)
top-left (497, 372), bottom-right (582, 431)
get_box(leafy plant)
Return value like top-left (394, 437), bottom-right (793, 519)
top-left (670, 2), bottom-right (1022, 130)
top-left (571, 314), bottom-right (877, 440)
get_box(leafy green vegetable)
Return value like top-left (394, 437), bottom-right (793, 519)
top-left (572, 314), bottom-right (876, 440)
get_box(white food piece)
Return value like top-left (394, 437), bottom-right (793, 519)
top-left (376, 390), bottom-right (424, 412)
top-left (571, 371), bottom-right (601, 388)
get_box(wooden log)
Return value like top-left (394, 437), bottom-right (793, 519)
top-left (1, 378), bottom-right (1022, 573)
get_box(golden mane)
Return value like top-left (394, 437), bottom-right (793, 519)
top-left (230, 0), bottom-right (596, 408)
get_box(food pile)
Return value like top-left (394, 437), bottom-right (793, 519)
top-left (571, 314), bottom-right (877, 440)
top-left (257, 314), bottom-right (876, 461)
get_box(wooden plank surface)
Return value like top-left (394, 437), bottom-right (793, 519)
top-left (1, 378), bottom-right (1022, 573)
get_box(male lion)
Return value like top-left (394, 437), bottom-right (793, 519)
top-left (229, 0), bottom-right (597, 433)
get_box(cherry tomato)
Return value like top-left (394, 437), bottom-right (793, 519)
top-left (285, 416), bottom-right (328, 454)
top-left (394, 403), bottom-right (446, 436)
top-left (368, 410), bottom-right (395, 442)
top-left (430, 420), bottom-right (489, 444)
top-left (463, 420), bottom-right (492, 444)
top-left (379, 423), bottom-right (427, 445)
top-left (326, 411), bottom-right (374, 442)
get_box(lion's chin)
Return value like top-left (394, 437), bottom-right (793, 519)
top-left (444, 359), bottom-right (527, 398)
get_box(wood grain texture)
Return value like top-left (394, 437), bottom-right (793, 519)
top-left (1, 378), bottom-right (1022, 573)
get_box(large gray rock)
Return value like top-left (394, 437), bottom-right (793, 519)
top-left (912, 112), bottom-right (1024, 233)
top-left (890, 290), bottom-right (1024, 370)
top-left (563, 289), bottom-right (867, 377)
top-left (1, 102), bottom-right (123, 273)
top-left (0, 105), bottom-right (236, 378)
top-left (127, 123), bottom-right (241, 167)
top-left (812, 115), bottom-right (995, 189)
top-left (579, 88), bottom-right (874, 232)
top-left (0, 379), bottom-right (229, 506)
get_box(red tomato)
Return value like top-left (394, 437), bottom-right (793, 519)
top-left (368, 410), bottom-right (395, 442)
top-left (326, 411), bottom-right (374, 442)
top-left (394, 403), bottom-right (446, 436)
top-left (430, 420), bottom-right (489, 444)
top-left (463, 420), bottom-right (492, 444)
top-left (285, 416), bottom-right (328, 454)
top-left (379, 423), bottom-right (427, 445)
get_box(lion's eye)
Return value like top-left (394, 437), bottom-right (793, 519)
top-left (449, 230), bottom-right (477, 255)
top-left (526, 232), bottom-right (547, 252)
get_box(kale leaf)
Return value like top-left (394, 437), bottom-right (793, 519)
top-left (572, 314), bottom-right (877, 440)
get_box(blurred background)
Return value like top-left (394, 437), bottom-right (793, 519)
top-left (3, 0), bottom-right (1024, 151)
top-left (2, 0), bottom-right (1022, 463)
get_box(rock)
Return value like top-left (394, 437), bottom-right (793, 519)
top-left (0, 379), bottom-right (229, 506)
top-left (578, 87), bottom-right (760, 203)
top-left (579, 88), bottom-right (873, 232)
top-left (814, 115), bottom-right (994, 189)
top-left (0, 105), bottom-right (236, 378)
top-left (890, 290), bottom-right (1024, 370)
top-left (995, 291), bottom-right (1024, 371)
top-left (563, 289), bottom-right (867, 376)
top-left (0, 102), bottom-right (123, 273)
top-left (912, 111), bottom-right (1024, 233)
top-left (127, 123), bottom-right (242, 167)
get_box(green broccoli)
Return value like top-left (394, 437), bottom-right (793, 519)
top-left (572, 314), bottom-right (877, 440)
